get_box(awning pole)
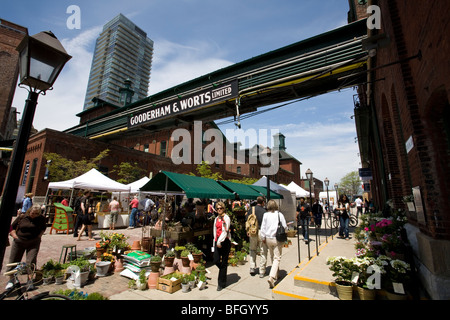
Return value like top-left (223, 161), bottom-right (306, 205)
top-left (161, 175), bottom-right (168, 238)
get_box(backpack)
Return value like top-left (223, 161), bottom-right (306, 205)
top-left (246, 207), bottom-right (258, 237)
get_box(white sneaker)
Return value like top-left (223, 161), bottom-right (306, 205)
top-left (5, 280), bottom-right (16, 290)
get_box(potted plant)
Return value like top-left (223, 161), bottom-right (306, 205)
top-left (150, 255), bottom-right (162, 272)
top-left (198, 273), bottom-right (207, 290)
top-left (402, 195), bottom-right (415, 211)
top-left (136, 269), bottom-right (147, 290)
top-left (180, 249), bottom-right (191, 268)
top-left (174, 246), bottom-right (185, 259)
top-left (353, 257), bottom-right (377, 300)
top-left (54, 269), bottom-right (65, 285)
top-left (326, 256), bottom-right (357, 300)
top-left (385, 259), bottom-right (411, 300)
top-left (191, 247), bottom-right (203, 263)
top-left (164, 249), bottom-right (175, 268)
top-left (96, 253), bottom-right (113, 277)
top-left (188, 272), bottom-right (197, 289)
top-left (67, 257), bottom-right (91, 285)
top-left (181, 274), bottom-right (190, 293)
top-left (42, 270), bottom-right (54, 285)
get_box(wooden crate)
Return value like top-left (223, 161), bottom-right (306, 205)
top-left (157, 272), bottom-right (182, 293)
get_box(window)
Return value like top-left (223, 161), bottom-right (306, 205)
top-left (26, 158), bottom-right (38, 193)
top-left (237, 166), bottom-right (241, 174)
top-left (160, 141), bottom-right (167, 157)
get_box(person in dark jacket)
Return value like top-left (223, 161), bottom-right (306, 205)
top-left (5, 204), bottom-right (46, 289)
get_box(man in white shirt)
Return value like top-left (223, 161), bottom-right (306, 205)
top-left (144, 195), bottom-right (155, 226)
top-left (354, 196), bottom-right (363, 218)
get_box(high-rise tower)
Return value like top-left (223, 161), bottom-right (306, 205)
top-left (83, 14), bottom-right (153, 110)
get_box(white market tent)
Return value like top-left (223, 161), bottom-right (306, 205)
top-left (284, 181), bottom-right (313, 198)
top-left (126, 176), bottom-right (150, 193)
top-left (47, 168), bottom-right (131, 192)
top-left (253, 176), bottom-right (297, 225)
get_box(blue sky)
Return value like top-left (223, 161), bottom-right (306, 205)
top-left (3, 0), bottom-right (362, 187)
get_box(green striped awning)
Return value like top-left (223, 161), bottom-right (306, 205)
top-left (248, 185), bottom-right (284, 199)
top-left (140, 171), bottom-right (235, 199)
top-left (218, 180), bottom-right (264, 200)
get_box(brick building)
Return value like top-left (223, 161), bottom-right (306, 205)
top-left (351, 0), bottom-right (450, 299)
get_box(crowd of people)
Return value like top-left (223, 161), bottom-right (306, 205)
top-left (5, 189), bottom-right (369, 292)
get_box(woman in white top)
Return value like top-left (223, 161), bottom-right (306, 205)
top-left (260, 200), bottom-right (287, 288)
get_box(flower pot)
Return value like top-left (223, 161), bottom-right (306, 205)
top-left (96, 261), bottom-right (111, 277)
top-left (386, 290), bottom-right (407, 300)
top-left (96, 248), bottom-right (106, 260)
top-left (181, 283), bottom-right (190, 293)
top-left (136, 279), bottom-right (147, 290)
top-left (181, 257), bottom-right (191, 268)
top-left (335, 281), bottom-right (353, 300)
top-left (131, 240), bottom-right (141, 251)
top-left (356, 285), bottom-right (376, 300)
top-left (147, 272), bottom-right (159, 289)
top-left (164, 256), bottom-right (175, 268)
top-left (192, 253), bottom-right (202, 263)
top-left (55, 276), bottom-right (64, 285)
top-left (43, 276), bottom-right (53, 285)
top-left (150, 261), bottom-right (161, 273)
top-left (189, 280), bottom-right (196, 289)
top-left (79, 271), bottom-right (89, 286)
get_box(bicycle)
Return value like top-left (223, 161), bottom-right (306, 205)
top-left (325, 210), bottom-right (357, 229)
top-left (1, 262), bottom-right (71, 300)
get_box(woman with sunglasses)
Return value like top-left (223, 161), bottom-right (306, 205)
top-left (212, 201), bottom-right (231, 291)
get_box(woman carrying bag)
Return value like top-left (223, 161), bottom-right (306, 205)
top-left (260, 200), bottom-right (287, 288)
top-left (212, 201), bottom-right (231, 291)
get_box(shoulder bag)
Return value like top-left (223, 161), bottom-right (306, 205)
top-left (276, 212), bottom-right (287, 243)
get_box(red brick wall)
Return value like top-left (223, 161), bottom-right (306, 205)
top-left (370, 0), bottom-right (450, 239)
top-left (0, 19), bottom-right (27, 139)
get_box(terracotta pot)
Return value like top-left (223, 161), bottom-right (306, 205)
top-left (164, 256), bottom-right (175, 268)
top-left (114, 257), bottom-right (124, 273)
top-left (131, 240), bottom-right (141, 251)
top-left (147, 271), bottom-right (159, 289)
top-left (181, 257), bottom-right (191, 268)
top-left (96, 248), bottom-right (106, 259)
top-left (192, 253), bottom-right (202, 263)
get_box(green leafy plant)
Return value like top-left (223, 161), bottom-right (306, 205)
top-left (180, 249), bottom-right (190, 258)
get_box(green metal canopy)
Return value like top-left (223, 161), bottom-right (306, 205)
top-left (218, 180), bottom-right (264, 200)
top-left (248, 185), bottom-right (284, 199)
top-left (140, 171), bottom-right (235, 199)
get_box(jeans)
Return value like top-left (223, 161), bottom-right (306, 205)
top-left (129, 208), bottom-right (138, 227)
top-left (339, 216), bottom-right (349, 238)
top-left (298, 217), bottom-right (310, 240)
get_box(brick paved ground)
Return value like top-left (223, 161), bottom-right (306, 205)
top-left (0, 224), bottom-right (145, 299)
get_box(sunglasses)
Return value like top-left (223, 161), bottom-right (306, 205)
top-left (217, 207), bottom-right (224, 210)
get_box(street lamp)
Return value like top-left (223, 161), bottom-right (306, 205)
top-left (305, 168), bottom-right (313, 205)
top-left (0, 31), bottom-right (71, 270)
top-left (324, 177), bottom-right (330, 241)
top-left (334, 183), bottom-right (339, 202)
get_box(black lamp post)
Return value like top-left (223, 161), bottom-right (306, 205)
top-left (305, 168), bottom-right (313, 259)
top-left (324, 177), bottom-right (329, 242)
top-left (334, 183), bottom-right (339, 202)
top-left (0, 31), bottom-right (71, 270)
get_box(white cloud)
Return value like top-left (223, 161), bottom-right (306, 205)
top-left (281, 121), bottom-right (360, 186)
top-left (12, 26), bottom-right (102, 131)
top-left (148, 39), bottom-right (233, 95)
